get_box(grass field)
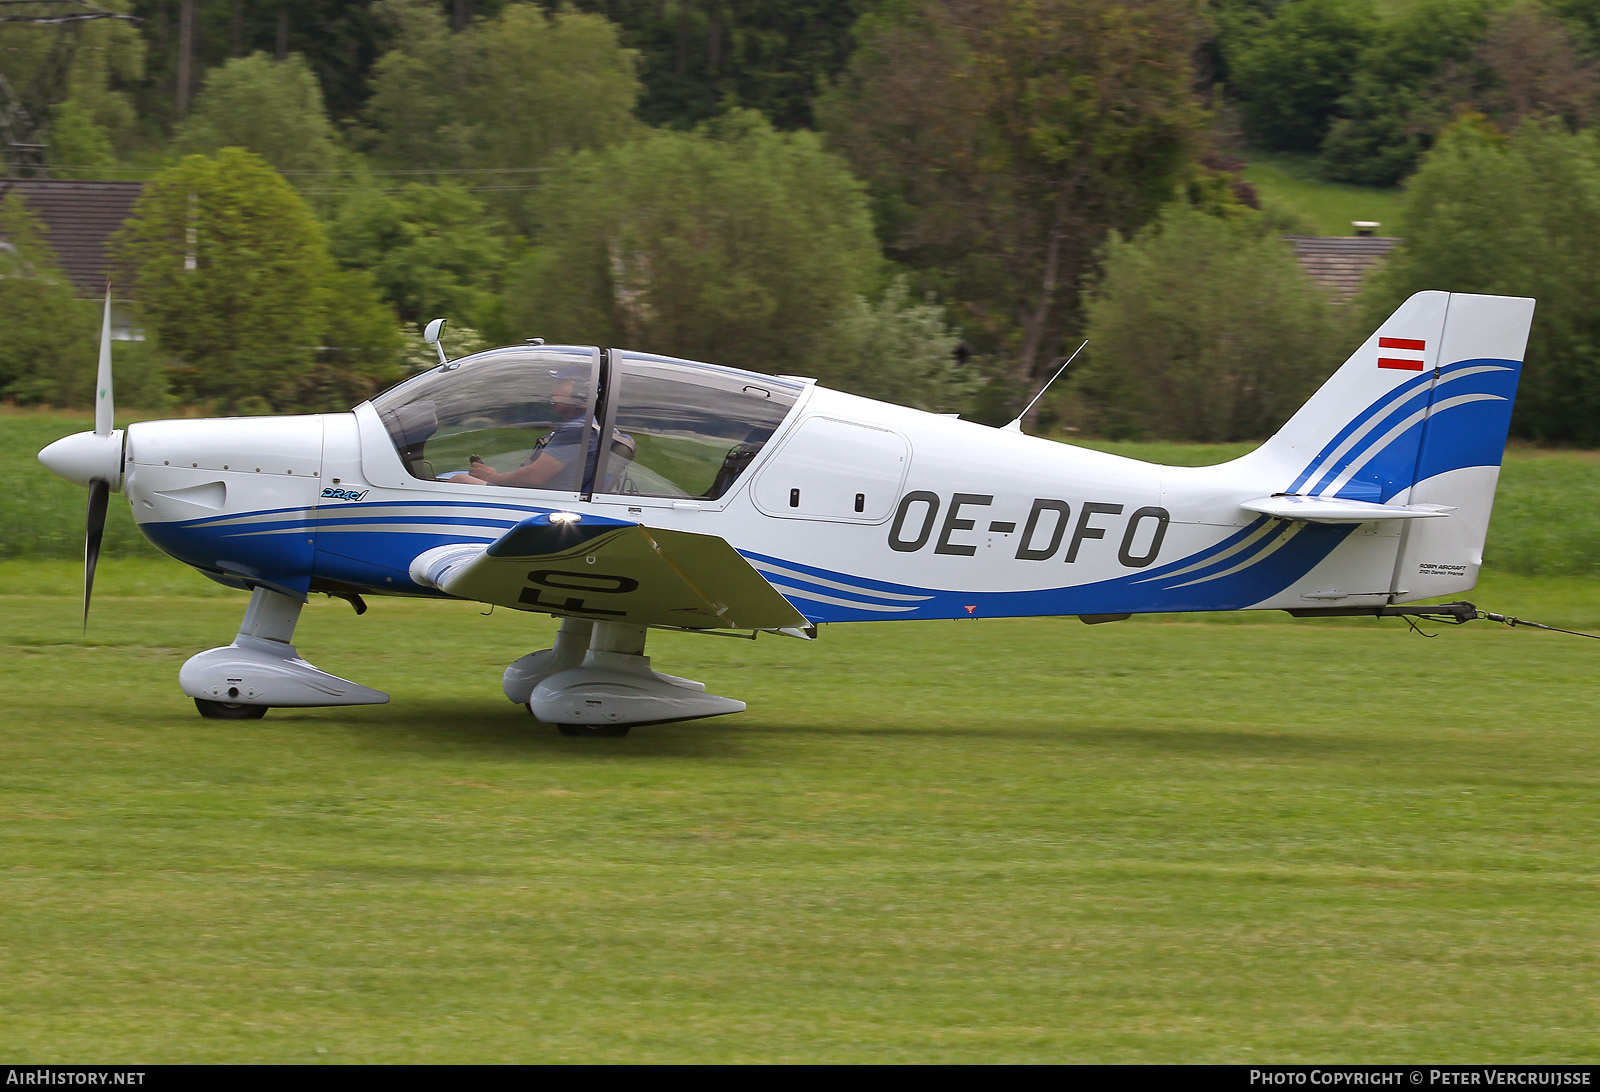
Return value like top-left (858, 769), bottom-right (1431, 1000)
top-left (2, 559), bottom-right (1598, 1062)
top-left (5, 408), bottom-right (1599, 1061)
top-left (1243, 151), bottom-right (1406, 237)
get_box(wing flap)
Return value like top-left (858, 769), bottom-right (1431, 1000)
top-left (1240, 495), bottom-right (1454, 524)
top-left (409, 513), bottom-right (807, 630)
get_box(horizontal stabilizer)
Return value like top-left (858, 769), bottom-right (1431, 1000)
top-left (1240, 495), bottom-right (1454, 524)
top-left (410, 512), bottom-right (807, 630)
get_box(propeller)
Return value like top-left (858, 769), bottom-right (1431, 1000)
top-left (84, 477), bottom-right (109, 630)
top-left (38, 286), bottom-right (127, 631)
top-left (94, 280), bottom-right (114, 438)
top-left (83, 285), bottom-right (115, 629)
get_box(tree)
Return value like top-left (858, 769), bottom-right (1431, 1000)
top-left (547, 0), bottom-right (877, 130)
top-left (824, 276), bottom-right (976, 412)
top-left (1528, 0), bottom-right (1600, 61)
top-left (115, 148), bottom-right (397, 412)
top-left (1077, 204), bottom-right (1346, 442)
top-left (173, 52), bottom-right (344, 178)
top-left (1318, 0), bottom-right (1494, 186)
top-left (294, 266), bottom-right (407, 412)
top-left (820, 0), bottom-right (1210, 415)
top-left (1224, 0), bottom-right (1378, 153)
top-left (0, 196), bottom-right (98, 405)
top-left (367, 0), bottom-right (641, 231)
top-left (1359, 118), bottom-right (1600, 445)
top-left (0, 0), bottom-right (145, 171)
top-left (498, 111), bottom-right (882, 380)
top-left (326, 180), bottom-right (508, 329)
top-left (130, 0), bottom-right (395, 128)
top-left (1442, 3), bottom-right (1600, 134)
top-left (0, 193), bottom-right (174, 409)
top-left (47, 98), bottom-right (117, 173)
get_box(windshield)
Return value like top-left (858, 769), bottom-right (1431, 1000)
top-left (371, 347), bottom-right (599, 494)
top-left (371, 345), bottom-right (803, 500)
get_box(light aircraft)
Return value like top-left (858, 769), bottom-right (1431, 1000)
top-left (39, 291), bottom-right (1534, 736)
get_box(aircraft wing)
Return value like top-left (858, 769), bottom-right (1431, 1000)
top-left (408, 513), bottom-right (808, 631)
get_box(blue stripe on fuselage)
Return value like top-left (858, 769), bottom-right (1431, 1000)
top-left (741, 520), bottom-right (1354, 624)
top-left (140, 498), bottom-right (558, 595)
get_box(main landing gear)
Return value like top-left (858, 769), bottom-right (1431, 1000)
top-left (178, 593), bottom-right (737, 735)
top-left (180, 586), bottom-right (389, 719)
top-left (503, 618), bottom-right (745, 737)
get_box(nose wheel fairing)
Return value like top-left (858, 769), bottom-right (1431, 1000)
top-left (178, 586), bottom-right (389, 711)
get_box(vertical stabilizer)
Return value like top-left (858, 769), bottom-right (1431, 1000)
top-left (1246, 291), bottom-right (1534, 601)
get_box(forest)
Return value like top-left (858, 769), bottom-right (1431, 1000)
top-left (4, 0), bottom-right (1600, 443)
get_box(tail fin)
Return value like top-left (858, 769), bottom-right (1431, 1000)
top-left (1254, 291), bottom-right (1535, 600)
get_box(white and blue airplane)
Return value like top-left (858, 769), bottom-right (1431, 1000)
top-left (39, 291), bottom-right (1533, 736)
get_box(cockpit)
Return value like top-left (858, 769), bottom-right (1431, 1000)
top-left (371, 346), bottom-right (807, 501)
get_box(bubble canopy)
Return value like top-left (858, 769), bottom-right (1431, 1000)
top-left (370, 346), bottom-right (806, 501)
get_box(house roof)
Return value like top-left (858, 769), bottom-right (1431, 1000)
top-left (1285, 235), bottom-right (1400, 302)
top-left (0, 178), bottom-right (145, 297)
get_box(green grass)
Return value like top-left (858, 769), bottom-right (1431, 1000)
top-left (1243, 150), bottom-right (1406, 237)
top-left (1489, 447), bottom-right (1600, 575)
top-left (2, 410), bottom-right (163, 560)
top-left (2, 560), bottom-right (1598, 1062)
top-left (1075, 438), bottom-right (1259, 465)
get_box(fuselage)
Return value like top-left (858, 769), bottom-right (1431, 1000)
top-left (117, 344), bottom-right (1400, 625)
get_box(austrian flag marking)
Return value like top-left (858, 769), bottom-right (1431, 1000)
top-left (1377, 336), bottom-right (1427, 371)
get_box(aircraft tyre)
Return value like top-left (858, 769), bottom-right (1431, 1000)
top-left (555, 723), bottom-right (631, 738)
top-left (194, 698), bottom-right (269, 720)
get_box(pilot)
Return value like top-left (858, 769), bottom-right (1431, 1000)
top-left (449, 364), bottom-right (597, 490)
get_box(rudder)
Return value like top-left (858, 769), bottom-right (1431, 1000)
top-left (1247, 291), bottom-right (1534, 601)
top-left (1391, 293), bottom-right (1534, 601)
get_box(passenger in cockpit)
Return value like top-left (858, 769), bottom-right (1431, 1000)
top-left (449, 364), bottom-right (593, 491)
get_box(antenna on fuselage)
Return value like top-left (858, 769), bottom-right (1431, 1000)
top-left (1003, 340), bottom-right (1088, 434)
top-left (423, 318), bottom-right (453, 368)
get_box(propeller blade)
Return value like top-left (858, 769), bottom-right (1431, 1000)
top-left (94, 284), bottom-right (113, 438)
top-left (84, 477), bottom-right (109, 632)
